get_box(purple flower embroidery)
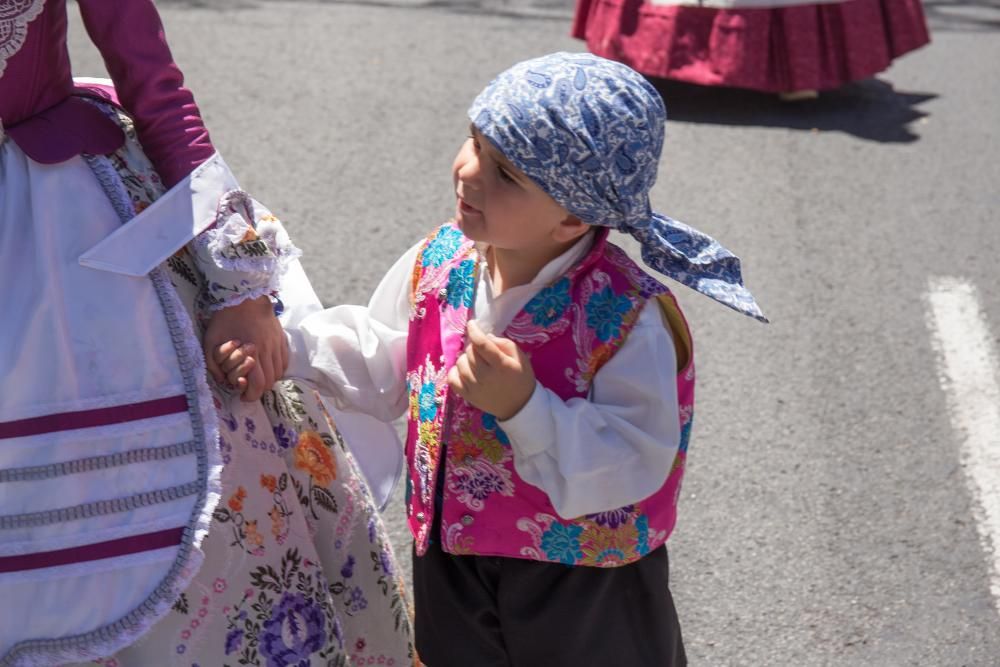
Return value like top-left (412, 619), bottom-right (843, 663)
top-left (272, 423), bottom-right (293, 449)
top-left (340, 555), bottom-right (355, 579)
top-left (259, 593), bottom-right (327, 667)
top-left (379, 548), bottom-right (394, 576)
top-left (347, 586), bottom-right (368, 614)
top-left (224, 629), bottom-right (243, 655)
top-left (454, 467), bottom-right (505, 501)
top-left (587, 505), bottom-right (635, 528)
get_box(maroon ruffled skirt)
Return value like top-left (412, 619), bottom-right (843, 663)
top-left (572, 0), bottom-right (930, 92)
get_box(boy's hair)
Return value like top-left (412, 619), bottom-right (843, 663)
top-left (468, 52), bottom-right (768, 323)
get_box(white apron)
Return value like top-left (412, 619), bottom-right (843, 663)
top-left (0, 100), bottom-right (409, 666)
top-left (0, 134), bottom-right (221, 664)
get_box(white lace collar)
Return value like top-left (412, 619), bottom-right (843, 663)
top-left (0, 0), bottom-right (46, 77)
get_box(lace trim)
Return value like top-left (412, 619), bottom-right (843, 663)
top-left (207, 283), bottom-right (279, 311)
top-left (192, 189), bottom-right (302, 311)
top-left (0, 440), bottom-right (197, 483)
top-left (0, 481), bottom-right (201, 530)
top-left (0, 0), bottom-right (45, 77)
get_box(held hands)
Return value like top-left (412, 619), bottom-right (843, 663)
top-left (203, 295), bottom-right (288, 402)
top-left (447, 320), bottom-right (536, 421)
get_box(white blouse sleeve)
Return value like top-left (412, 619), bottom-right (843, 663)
top-left (283, 242), bottom-right (420, 423)
top-left (498, 298), bottom-right (681, 519)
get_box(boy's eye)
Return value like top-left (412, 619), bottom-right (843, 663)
top-left (497, 166), bottom-right (515, 183)
top-left (468, 135), bottom-right (480, 150)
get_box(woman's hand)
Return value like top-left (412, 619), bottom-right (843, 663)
top-left (203, 296), bottom-right (288, 401)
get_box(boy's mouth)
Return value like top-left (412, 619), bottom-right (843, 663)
top-left (458, 197), bottom-right (481, 215)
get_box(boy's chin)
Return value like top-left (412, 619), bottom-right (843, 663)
top-left (455, 215), bottom-right (485, 240)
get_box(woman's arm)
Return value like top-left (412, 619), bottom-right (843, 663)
top-left (78, 0), bottom-right (213, 187)
top-left (78, 1), bottom-right (301, 397)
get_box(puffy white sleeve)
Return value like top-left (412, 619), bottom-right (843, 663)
top-left (498, 298), bottom-right (681, 519)
top-left (283, 242), bottom-right (420, 423)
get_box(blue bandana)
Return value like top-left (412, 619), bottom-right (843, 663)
top-left (469, 52), bottom-right (767, 322)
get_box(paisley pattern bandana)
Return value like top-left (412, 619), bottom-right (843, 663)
top-left (468, 52), bottom-right (768, 322)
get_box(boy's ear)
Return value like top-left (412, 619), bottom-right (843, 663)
top-left (553, 215), bottom-right (589, 243)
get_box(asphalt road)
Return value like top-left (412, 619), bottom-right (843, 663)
top-left (69, 1), bottom-right (1000, 664)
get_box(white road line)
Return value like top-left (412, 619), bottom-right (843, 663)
top-left (926, 277), bottom-right (1000, 619)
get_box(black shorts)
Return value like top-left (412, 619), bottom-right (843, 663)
top-left (412, 541), bottom-right (686, 667)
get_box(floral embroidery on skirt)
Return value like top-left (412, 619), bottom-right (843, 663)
top-left (72, 107), bottom-right (414, 667)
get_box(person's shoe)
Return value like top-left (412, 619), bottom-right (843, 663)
top-left (778, 89), bottom-right (819, 102)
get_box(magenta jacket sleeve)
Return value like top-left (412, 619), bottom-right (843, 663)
top-left (78, 0), bottom-right (215, 187)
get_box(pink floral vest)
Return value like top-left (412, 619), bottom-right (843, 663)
top-left (404, 223), bottom-right (695, 567)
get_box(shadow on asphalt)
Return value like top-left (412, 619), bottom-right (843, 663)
top-left (649, 77), bottom-right (937, 144)
top-left (924, 0), bottom-right (1000, 31)
top-left (319, 0), bottom-right (573, 19)
top-left (158, 0), bottom-right (1000, 31)
top-left (156, 0), bottom-right (573, 19)
top-left (156, 0), bottom-right (943, 144)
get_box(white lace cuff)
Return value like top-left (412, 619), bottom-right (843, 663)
top-left (189, 190), bottom-right (302, 311)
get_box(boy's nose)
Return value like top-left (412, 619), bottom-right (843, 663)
top-left (459, 141), bottom-right (484, 175)
top-left (457, 158), bottom-right (482, 187)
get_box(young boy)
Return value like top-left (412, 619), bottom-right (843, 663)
top-left (219, 52), bottom-right (766, 666)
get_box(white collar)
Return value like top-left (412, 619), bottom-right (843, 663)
top-left (477, 230), bottom-right (595, 291)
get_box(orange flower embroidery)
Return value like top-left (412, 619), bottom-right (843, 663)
top-left (293, 431), bottom-right (337, 486)
top-left (244, 520), bottom-right (264, 547)
top-left (268, 506), bottom-right (285, 538)
top-left (449, 439), bottom-right (478, 464)
top-left (587, 343), bottom-right (615, 377)
top-left (227, 486), bottom-right (247, 512)
top-left (260, 474), bottom-right (277, 493)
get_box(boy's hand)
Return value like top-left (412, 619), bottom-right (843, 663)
top-left (447, 320), bottom-right (535, 420)
top-left (203, 296), bottom-right (288, 402)
top-left (212, 339), bottom-right (255, 395)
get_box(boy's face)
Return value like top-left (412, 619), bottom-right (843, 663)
top-left (452, 126), bottom-right (573, 252)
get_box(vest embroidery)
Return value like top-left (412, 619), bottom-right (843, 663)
top-left (405, 223), bottom-right (695, 567)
